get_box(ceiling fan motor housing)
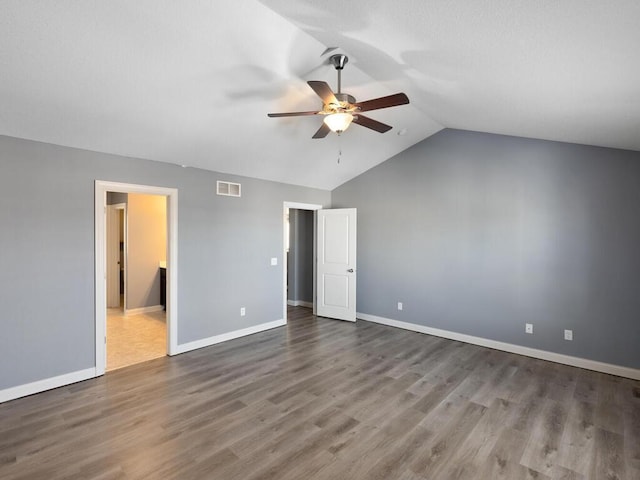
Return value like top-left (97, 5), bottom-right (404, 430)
top-left (334, 93), bottom-right (356, 104)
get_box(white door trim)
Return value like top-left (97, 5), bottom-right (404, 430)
top-left (106, 203), bottom-right (126, 308)
top-left (106, 205), bottom-right (120, 308)
top-left (283, 202), bottom-right (323, 322)
top-left (116, 203), bottom-right (128, 313)
top-left (95, 181), bottom-right (179, 376)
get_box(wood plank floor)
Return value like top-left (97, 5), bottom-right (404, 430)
top-left (1, 307), bottom-right (639, 479)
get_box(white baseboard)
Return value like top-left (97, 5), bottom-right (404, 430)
top-left (124, 305), bottom-right (164, 316)
top-left (0, 368), bottom-right (96, 404)
top-left (287, 300), bottom-right (313, 308)
top-left (1, 319), bottom-right (286, 404)
top-left (173, 319), bottom-right (286, 355)
top-left (357, 312), bottom-right (640, 381)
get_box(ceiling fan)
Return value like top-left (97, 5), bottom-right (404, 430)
top-left (268, 54), bottom-right (410, 139)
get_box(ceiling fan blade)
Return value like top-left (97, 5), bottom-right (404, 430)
top-left (353, 93), bottom-right (409, 112)
top-left (268, 111), bottom-right (320, 117)
top-left (312, 123), bottom-right (331, 139)
top-left (353, 114), bottom-right (393, 133)
top-left (307, 81), bottom-right (339, 105)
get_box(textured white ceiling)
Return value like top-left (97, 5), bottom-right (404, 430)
top-left (1, 1), bottom-right (638, 189)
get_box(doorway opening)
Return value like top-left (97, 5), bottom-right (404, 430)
top-left (106, 192), bottom-right (167, 370)
top-left (283, 202), bottom-right (322, 322)
top-left (287, 209), bottom-right (315, 308)
top-left (95, 181), bottom-right (178, 377)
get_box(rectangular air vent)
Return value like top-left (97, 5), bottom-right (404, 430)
top-left (217, 180), bottom-right (241, 197)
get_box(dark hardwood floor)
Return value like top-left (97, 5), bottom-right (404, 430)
top-left (1, 306), bottom-right (639, 479)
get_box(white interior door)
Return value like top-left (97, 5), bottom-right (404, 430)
top-left (316, 208), bottom-right (357, 321)
top-left (106, 205), bottom-right (121, 308)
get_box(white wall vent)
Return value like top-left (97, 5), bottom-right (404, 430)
top-left (217, 180), bottom-right (241, 197)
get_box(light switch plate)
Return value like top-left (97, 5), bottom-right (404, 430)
top-left (270, 257), bottom-right (277, 266)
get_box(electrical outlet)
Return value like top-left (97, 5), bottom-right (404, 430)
top-left (564, 329), bottom-right (573, 341)
top-left (270, 257), bottom-right (278, 266)
top-left (397, 302), bottom-right (403, 311)
top-left (525, 323), bottom-right (533, 334)
top-left (240, 307), bottom-right (246, 316)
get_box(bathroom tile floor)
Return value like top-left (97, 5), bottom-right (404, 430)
top-left (106, 307), bottom-right (166, 371)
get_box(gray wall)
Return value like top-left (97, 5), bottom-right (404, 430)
top-left (287, 209), bottom-right (314, 304)
top-left (107, 192), bottom-right (127, 205)
top-left (0, 135), bottom-right (330, 389)
top-left (332, 129), bottom-right (640, 369)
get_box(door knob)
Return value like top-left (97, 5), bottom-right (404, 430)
top-left (347, 268), bottom-right (354, 273)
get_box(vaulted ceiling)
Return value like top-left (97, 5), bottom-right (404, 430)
top-left (1, 1), bottom-right (638, 190)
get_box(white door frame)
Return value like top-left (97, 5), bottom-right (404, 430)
top-left (106, 203), bottom-right (126, 308)
top-left (116, 203), bottom-right (127, 311)
top-left (95, 181), bottom-right (179, 376)
top-left (283, 202), bottom-right (322, 322)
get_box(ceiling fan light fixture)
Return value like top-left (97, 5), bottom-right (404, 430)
top-left (323, 112), bottom-right (353, 134)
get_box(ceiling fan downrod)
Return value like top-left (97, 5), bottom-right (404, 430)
top-left (330, 54), bottom-right (348, 94)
